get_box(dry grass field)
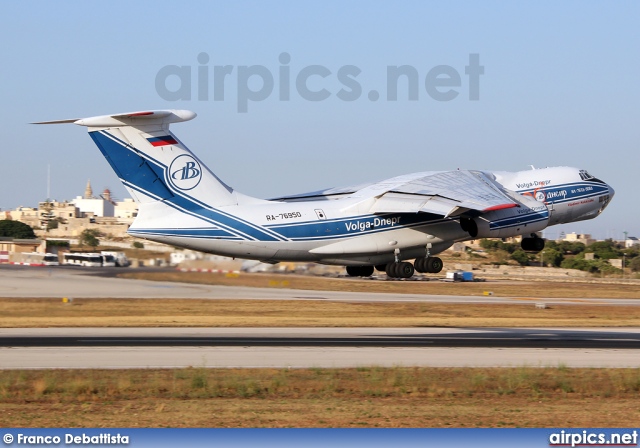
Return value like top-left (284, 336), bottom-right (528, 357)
top-left (2, 298), bottom-right (640, 327)
top-left (1, 367), bottom-right (640, 427)
top-left (120, 271), bottom-right (640, 299)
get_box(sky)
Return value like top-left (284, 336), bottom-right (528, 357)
top-left (1, 1), bottom-right (638, 240)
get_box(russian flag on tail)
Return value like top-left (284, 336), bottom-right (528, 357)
top-left (147, 135), bottom-right (178, 147)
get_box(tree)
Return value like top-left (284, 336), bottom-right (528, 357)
top-left (561, 255), bottom-right (621, 275)
top-left (510, 249), bottom-right (531, 266)
top-left (80, 229), bottom-right (102, 248)
top-left (0, 220), bottom-right (36, 239)
top-left (479, 238), bottom-right (517, 254)
top-left (586, 240), bottom-right (621, 260)
top-left (46, 240), bottom-right (70, 250)
top-left (542, 248), bottom-right (564, 267)
top-left (559, 241), bottom-right (586, 255)
top-left (561, 257), bottom-right (594, 272)
top-left (46, 217), bottom-right (65, 230)
top-left (630, 256), bottom-right (640, 273)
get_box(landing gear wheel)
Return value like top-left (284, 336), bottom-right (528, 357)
top-left (533, 238), bottom-right (545, 251)
top-left (426, 257), bottom-right (443, 273)
top-left (346, 266), bottom-right (374, 277)
top-left (375, 264), bottom-right (387, 272)
top-left (346, 266), bottom-right (360, 277)
top-left (521, 237), bottom-right (545, 252)
top-left (385, 262), bottom-right (398, 278)
top-left (414, 257), bottom-right (443, 273)
top-left (360, 265), bottom-right (374, 277)
top-left (396, 261), bottom-right (415, 278)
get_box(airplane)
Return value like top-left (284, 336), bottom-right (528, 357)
top-left (35, 109), bottom-right (615, 278)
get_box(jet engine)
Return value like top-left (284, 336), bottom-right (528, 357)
top-left (460, 194), bottom-right (549, 239)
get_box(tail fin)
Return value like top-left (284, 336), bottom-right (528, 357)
top-left (53, 110), bottom-right (242, 208)
top-left (35, 110), bottom-right (276, 243)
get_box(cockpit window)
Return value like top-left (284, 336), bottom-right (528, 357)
top-left (579, 170), bottom-right (593, 180)
top-left (579, 169), bottom-right (604, 183)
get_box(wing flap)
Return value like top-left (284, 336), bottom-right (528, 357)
top-left (368, 170), bottom-right (519, 216)
top-left (370, 192), bottom-right (463, 216)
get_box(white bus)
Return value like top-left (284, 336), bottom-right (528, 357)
top-left (62, 252), bottom-right (103, 267)
top-left (42, 253), bottom-right (60, 266)
top-left (13, 252), bottom-right (60, 266)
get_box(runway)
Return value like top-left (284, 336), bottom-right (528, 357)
top-left (1, 265), bottom-right (638, 305)
top-left (2, 328), bottom-right (640, 369)
top-left (2, 265), bottom-right (640, 369)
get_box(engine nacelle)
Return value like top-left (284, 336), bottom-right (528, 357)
top-left (460, 195), bottom-right (549, 239)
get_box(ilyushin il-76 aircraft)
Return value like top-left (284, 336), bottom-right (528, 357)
top-left (36, 110), bottom-right (614, 278)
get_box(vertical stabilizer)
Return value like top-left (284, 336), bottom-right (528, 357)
top-left (76, 110), bottom-right (240, 208)
top-left (33, 109), bottom-right (269, 240)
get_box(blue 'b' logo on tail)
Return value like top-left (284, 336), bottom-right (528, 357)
top-left (168, 155), bottom-right (202, 191)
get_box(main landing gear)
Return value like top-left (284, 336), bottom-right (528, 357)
top-left (413, 256), bottom-right (443, 274)
top-left (344, 245), bottom-right (445, 279)
top-left (345, 258), bottom-right (443, 279)
top-left (385, 261), bottom-right (415, 278)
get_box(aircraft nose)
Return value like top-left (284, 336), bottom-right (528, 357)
top-left (608, 183), bottom-right (615, 201)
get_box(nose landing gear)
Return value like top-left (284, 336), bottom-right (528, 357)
top-left (521, 235), bottom-right (545, 252)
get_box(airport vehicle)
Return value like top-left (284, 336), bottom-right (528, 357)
top-left (100, 251), bottom-right (130, 267)
top-left (101, 253), bottom-right (116, 267)
top-left (11, 252), bottom-right (59, 266)
top-left (36, 110), bottom-right (614, 278)
top-left (62, 252), bottom-right (103, 267)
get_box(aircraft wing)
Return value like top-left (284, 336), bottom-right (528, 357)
top-left (271, 182), bottom-right (372, 202)
top-left (363, 170), bottom-right (520, 217)
top-left (275, 169), bottom-right (521, 217)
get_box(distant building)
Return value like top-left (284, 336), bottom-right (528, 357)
top-left (84, 179), bottom-right (93, 200)
top-left (2, 180), bottom-right (137, 237)
top-left (626, 237), bottom-right (639, 248)
top-left (0, 238), bottom-right (45, 258)
top-left (114, 198), bottom-right (138, 220)
top-left (2, 207), bottom-right (39, 227)
top-left (73, 196), bottom-right (114, 218)
top-left (72, 180), bottom-right (115, 218)
top-left (563, 232), bottom-right (595, 245)
top-left (38, 201), bottom-right (80, 227)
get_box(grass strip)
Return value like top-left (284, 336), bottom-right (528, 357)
top-left (1, 367), bottom-right (640, 427)
top-left (2, 298), bottom-right (640, 327)
top-left (119, 271), bottom-right (640, 299)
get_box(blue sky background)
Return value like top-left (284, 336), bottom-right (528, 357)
top-left (1, 1), bottom-right (638, 239)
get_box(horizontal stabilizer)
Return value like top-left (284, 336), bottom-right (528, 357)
top-left (31, 118), bottom-right (80, 124)
top-left (32, 110), bottom-right (196, 127)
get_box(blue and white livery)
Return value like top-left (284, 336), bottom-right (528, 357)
top-left (35, 110), bottom-right (615, 278)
